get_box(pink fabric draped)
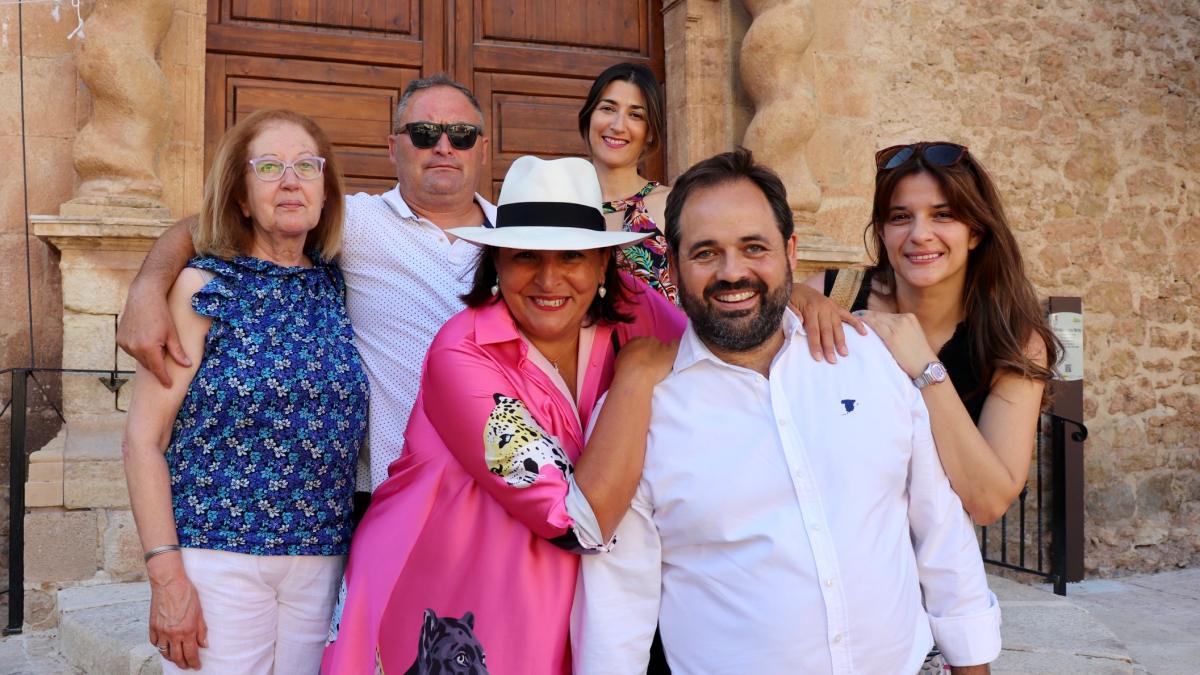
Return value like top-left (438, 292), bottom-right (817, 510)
top-left (322, 273), bottom-right (683, 674)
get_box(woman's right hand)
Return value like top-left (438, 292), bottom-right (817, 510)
top-left (789, 282), bottom-right (867, 363)
top-left (147, 554), bottom-right (208, 669)
top-left (613, 336), bottom-right (679, 387)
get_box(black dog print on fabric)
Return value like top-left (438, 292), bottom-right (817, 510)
top-left (401, 608), bottom-right (489, 675)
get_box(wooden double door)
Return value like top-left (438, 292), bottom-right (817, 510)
top-left (205, 0), bottom-right (665, 197)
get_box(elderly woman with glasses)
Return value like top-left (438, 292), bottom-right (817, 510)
top-left (122, 109), bottom-right (368, 674)
top-left (792, 141), bottom-right (1060, 671)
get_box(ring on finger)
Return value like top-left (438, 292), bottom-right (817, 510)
top-left (157, 644), bottom-right (169, 653)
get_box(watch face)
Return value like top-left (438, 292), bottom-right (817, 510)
top-left (929, 363), bottom-right (948, 382)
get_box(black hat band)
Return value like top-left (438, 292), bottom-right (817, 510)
top-left (495, 202), bottom-right (605, 232)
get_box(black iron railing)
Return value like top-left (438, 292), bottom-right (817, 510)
top-left (979, 296), bottom-right (1087, 595)
top-left (1, 366), bottom-right (131, 635)
top-left (979, 412), bottom-right (1087, 595)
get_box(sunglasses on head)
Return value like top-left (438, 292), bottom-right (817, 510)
top-left (875, 142), bottom-right (968, 171)
top-left (397, 122), bottom-right (483, 150)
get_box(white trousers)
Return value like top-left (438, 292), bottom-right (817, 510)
top-left (160, 548), bottom-right (343, 675)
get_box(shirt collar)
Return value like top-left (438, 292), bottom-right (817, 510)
top-left (473, 298), bottom-right (522, 347)
top-left (381, 185), bottom-right (498, 227)
top-left (673, 308), bottom-right (805, 373)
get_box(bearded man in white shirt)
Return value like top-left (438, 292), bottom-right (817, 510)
top-left (573, 148), bottom-right (1000, 675)
top-left (118, 75), bottom-right (494, 492)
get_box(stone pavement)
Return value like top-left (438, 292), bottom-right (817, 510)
top-left (0, 570), bottom-right (1195, 674)
top-left (1058, 568), bottom-right (1200, 675)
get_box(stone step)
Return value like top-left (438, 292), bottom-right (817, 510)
top-left (989, 575), bottom-right (1142, 674)
top-left (37, 576), bottom-right (1142, 675)
top-left (56, 583), bottom-right (161, 675)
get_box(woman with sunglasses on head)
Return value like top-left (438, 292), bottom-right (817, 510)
top-left (796, 142), bottom-right (1060, 526)
top-left (579, 62), bottom-right (677, 303)
top-left (322, 156), bottom-right (683, 674)
top-left (122, 109), bottom-right (368, 673)
top-left (799, 143), bottom-right (1059, 522)
top-left (795, 143), bottom-right (1058, 672)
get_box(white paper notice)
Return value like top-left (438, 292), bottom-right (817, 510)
top-left (1050, 312), bottom-right (1084, 381)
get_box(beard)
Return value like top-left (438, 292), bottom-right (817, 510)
top-left (678, 269), bottom-right (792, 353)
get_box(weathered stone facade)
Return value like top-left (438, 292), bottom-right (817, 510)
top-left (0, 0), bottom-right (1196, 626)
top-left (0, 0), bottom-right (206, 625)
top-left (800, 0), bottom-right (1200, 575)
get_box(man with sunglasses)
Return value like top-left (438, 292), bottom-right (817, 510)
top-left (118, 75), bottom-right (496, 496)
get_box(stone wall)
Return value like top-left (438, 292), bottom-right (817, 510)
top-left (802, 0), bottom-right (1199, 574)
top-left (0, 0), bottom-right (205, 626)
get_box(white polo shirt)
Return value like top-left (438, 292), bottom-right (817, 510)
top-left (341, 187), bottom-right (496, 489)
top-left (573, 310), bottom-right (1001, 674)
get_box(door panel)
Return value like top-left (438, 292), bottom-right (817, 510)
top-left (461, 0), bottom-right (665, 198)
top-left (207, 0), bottom-right (663, 199)
top-left (480, 0), bottom-right (643, 52)
top-left (206, 0), bottom-right (429, 194)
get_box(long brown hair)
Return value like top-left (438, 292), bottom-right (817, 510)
top-left (196, 109), bottom-right (345, 260)
top-left (866, 148), bottom-right (1060, 394)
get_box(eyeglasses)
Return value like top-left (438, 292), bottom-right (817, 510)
top-left (875, 143), bottom-right (968, 171)
top-left (247, 156), bottom-right (326, 182)
top-left (396, 122), bottom-right (483, 150)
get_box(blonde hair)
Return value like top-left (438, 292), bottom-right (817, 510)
top-left (195, 109), bottom-right (345, 260)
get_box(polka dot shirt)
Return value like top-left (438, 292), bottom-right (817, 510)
top-left (341, 187), bottom-right (496, 489)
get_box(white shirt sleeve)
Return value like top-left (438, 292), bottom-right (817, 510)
top-left (906, 392), bottom-right (1003, 667)
top-left (564, 391), bottom-right (615, 553)
top-left (571, 480), bottom-right (662, 675)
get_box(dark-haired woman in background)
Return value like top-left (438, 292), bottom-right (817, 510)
top-left (579, 62), bottom-right (676, 303)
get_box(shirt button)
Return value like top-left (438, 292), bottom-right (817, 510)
top-left (778, 418), bottom-right (787, 427)
top-left (810, 522), bottom-right (822, 532)
top-left (832, 633), bottom-right (842, 644)
top-left (824, 578), bottom-right (835, 588)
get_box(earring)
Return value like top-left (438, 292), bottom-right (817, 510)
top-left (598, 284), bottom-right (607, 299)
top-left (490, 275), bottom-right (500, 297)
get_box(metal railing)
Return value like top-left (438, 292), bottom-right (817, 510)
top-left (1, 366), bottom-right (131, 635)
top-left (979, 296), bottom-right (1087, 595)
top-left (979, 412), bottom-right (1088, 595)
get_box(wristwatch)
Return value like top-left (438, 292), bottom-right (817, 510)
top-left (913, 361), bottom-right (948, 389)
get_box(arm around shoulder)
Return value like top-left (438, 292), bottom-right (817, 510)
top-left (118, 217), bottom-right (199, 386)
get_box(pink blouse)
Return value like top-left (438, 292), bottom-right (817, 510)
top-left (322, 273), bottom-right (684, 674)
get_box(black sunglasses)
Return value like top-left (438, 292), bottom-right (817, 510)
top-left (875, 142), bottom-right (968, 171)
top-left (397, 122), bottom-right (483, 150)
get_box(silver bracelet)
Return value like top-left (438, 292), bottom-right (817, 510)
top-left (143, 544), bottom-right (181, 563)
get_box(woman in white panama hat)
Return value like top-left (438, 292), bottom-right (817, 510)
top-left (322, 155), bottom-right (685, 675)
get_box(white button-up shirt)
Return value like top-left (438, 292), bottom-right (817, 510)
top-left (573, 310), bottom-right (1001, 674)
top-left (341, 187), bottom-right (495, 489)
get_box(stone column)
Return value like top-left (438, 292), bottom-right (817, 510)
top-left (64, 0), bottom-right (174, 219)
top-left (662, 0), bottom-right (746, 181)
top-left (24, 1), bottom-right (179, 616)
top-left (738, 0), bottom-right (859, 274)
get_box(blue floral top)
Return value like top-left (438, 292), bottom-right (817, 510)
top-left (166, 255), bottom-right (369, 556)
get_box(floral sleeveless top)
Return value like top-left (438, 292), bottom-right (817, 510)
top-left (167, 255), bottom-right (369, 556)
top-left (605, 182), bottom-right (678, 304)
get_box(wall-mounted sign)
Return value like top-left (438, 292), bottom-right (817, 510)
top-left (1050, 311), bottom-right (1084, 381)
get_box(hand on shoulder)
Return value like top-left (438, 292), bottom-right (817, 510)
top-left (854, 311), bottom-right (937, 379)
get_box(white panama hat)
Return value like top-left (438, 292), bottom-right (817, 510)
top-left (447, 155), bottom-right (653, 250)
